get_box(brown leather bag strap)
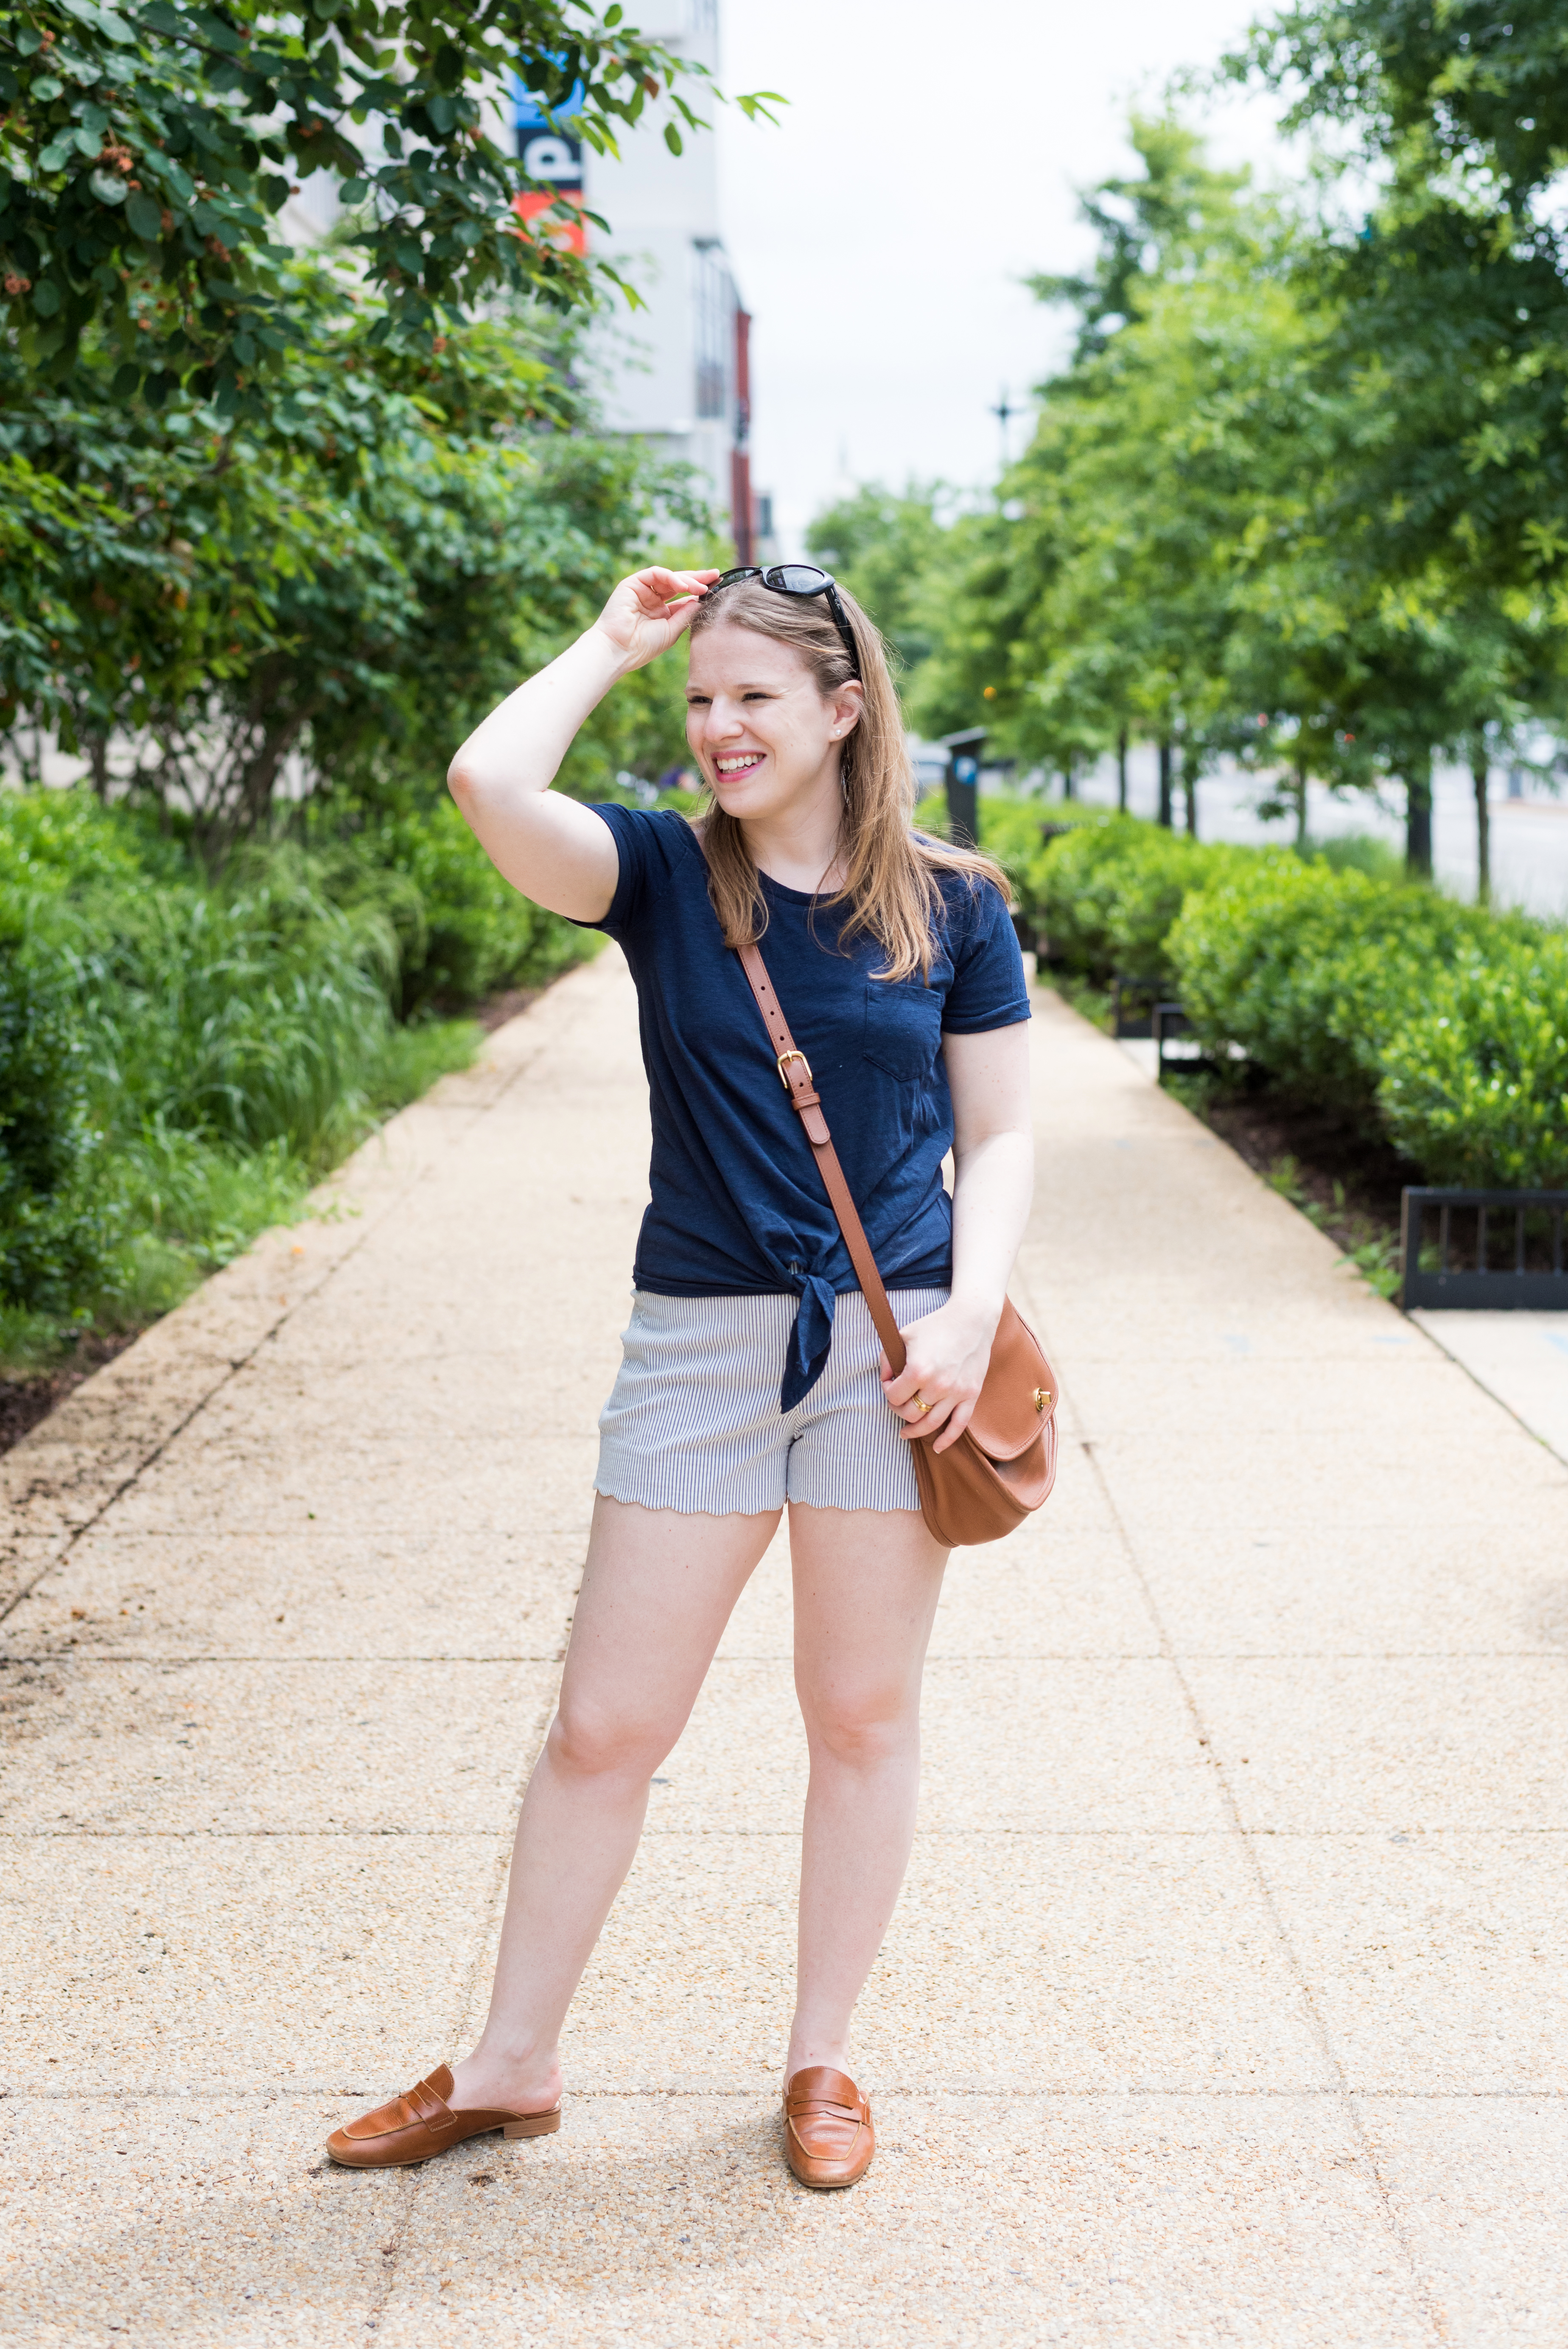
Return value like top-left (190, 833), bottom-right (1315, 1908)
top-left (734, 939), bottom-right (909, 1379)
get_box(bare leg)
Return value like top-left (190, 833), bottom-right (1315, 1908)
top-left (449, 1494), bottom-right (778, 2114)
top-left (784, 1503), bottom-right (949, 2082)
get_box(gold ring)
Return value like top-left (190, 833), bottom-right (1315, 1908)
top-left (913, 1395), bottom-right (935, 1416)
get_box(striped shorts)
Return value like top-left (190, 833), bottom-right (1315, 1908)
top-left (594, 1287), bottom-right (951, 1515)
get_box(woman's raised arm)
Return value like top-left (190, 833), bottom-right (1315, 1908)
top-left (447, 566), bottom-right (718, 922)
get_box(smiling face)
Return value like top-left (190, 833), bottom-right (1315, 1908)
top-left (683, 620), bottom-right (862, 828)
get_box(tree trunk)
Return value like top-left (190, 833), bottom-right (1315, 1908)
top-left (1405, 757), bottom-right (1434, 879)
top-left (1061, 767), bottom-right (1075, 802)
top-left (1471, 750), bottom-right (1490, 905)
top-left (1117, 727), bottom-right (1128, 813)
top-left (1182, 748), bottom-right (1197, 837)
top-left (87, 732), bottom-right (110, 802)
top-left (1294, 759), bottom-right (1309, 851)
top-left (1157, 739), bottom-right (1173, 827)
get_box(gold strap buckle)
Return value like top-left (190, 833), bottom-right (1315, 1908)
top-left (776, 1049), bottom-right (813, 1089)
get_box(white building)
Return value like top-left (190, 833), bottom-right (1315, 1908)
top-left (282, 9), bottom-right (759, 550)
top-left (559, 3), bottom-right (758, 552)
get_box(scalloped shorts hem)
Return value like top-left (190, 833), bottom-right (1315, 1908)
top-left (593, 1286), bottom-right (949, 1516)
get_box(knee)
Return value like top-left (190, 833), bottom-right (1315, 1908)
top-left (800, 1683), bottom-right (917, 1772)
top-left (546, 1698), bottom-right (670, 1785)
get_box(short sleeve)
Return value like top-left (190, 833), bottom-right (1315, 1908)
top-left (941, 877), bottom-right (1032, 1033)
top-left (577, 804), bottom-right (696, 937)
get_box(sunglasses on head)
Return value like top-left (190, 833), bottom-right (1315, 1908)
top-left (706, 564), bottom-right (862, 682)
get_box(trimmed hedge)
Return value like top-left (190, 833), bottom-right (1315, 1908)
top-left (1033, 817), bottom-right (1259, 984)
top-left (1036, 812), bottom-right (1568, 1188)
top-left (1169, 859), bottom-right (1495, 1114)
top-left (1378, 934), bottom-right (1568, 1186)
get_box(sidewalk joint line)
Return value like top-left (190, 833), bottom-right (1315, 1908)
top-left (6, 2083), bottom-right (1562, 2104)
top-left (8, 1646), bottom-right (1565, 1664)
top-left (6, 1823), bottom-right (1565, 1840)
top-left (0, 1023), bottom-right (557, 1640)
top-left (1057, 1402), bottom-right (1453, 2345)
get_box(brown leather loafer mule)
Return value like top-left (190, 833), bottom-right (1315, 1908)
top-left (326, 2064), bottom-right (561, 2169)
top-left (782, 2066), bottom-right (875, 2189)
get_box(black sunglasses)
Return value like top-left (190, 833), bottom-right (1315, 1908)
top-left (706, 564), bottom-right (862, 681)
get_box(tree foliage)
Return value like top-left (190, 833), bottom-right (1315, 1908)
top-left (805, 482), bottom-right (952, 679)
top-left (854, 90), bottom-right (1568, 878)
top-left (0, 0), bottom-right (752, 845)
top-left (2, 254), bottom-right (709, 843)
top-left (0, 0), bottom-right (777, 407)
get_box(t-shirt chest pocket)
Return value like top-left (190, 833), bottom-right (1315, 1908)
top-left (863, 978), bottom-right (943, 1081)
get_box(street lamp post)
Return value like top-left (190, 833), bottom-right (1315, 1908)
top-left (991, 387), bottom-right (1019, 473)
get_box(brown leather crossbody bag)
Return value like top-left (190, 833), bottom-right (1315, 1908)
top-left (733, 936), bottom-right (1059, 1548)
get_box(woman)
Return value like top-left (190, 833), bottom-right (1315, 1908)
top-left (327, 563), bottom-right (1034, 2189)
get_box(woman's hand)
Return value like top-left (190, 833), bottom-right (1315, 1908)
top-left (591, 567), bottom-right (721, 672)
top-left (885, 1025), bottom-right (1034, 1456)
top-left (881, 1297), bottom-right (1000, 1456)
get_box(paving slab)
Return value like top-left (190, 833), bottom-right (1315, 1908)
top-left (651, 1654), bottom-right (1228, 1834)
top-left (0, 2097), bottom-right (397, 2345)
top-left (103, 1432), bottom-right (602, 1537)
top-left (2, 956), bottom-right (1563, 2345)
top-left (0, 1657), bottom-right (557, 1835)
top-left (1414, 1308), bottom-right (1568, 1466)
top-left (1250, 1833), bottom-right (1568, 2091)
top-left (0, 1526), bottom-right (581, 1663)
top-left (549, 1828), bottom-right (1333, 2097)
top-left (0, 1838), bottom-right (506, 2091)
top-left (369, 2094), bottom-right (1435, 2349)
top-left (1353, 2097), bottom-right (1568, 2349)
top-left (1179, 1655), bottom-right (1568, 1832)
top-left (1126, 1520), bottom-right (1568, 1656)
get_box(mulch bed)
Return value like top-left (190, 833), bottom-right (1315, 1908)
top-left (0, 1329), bottom-right (139, 1461)
top-left (473, 986), bottom-right (540, 1033)
top-left (1190, 1083), bottom-right (1417, 1263)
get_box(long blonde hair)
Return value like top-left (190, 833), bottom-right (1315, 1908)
top-left (685, 576), bottom-right (1009, 981)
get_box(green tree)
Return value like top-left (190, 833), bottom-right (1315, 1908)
top-left (918, 121), bottom-right (1320, 824)
top-left (1231, 11), bottom-right (1568, 613)
top-left (0, 0), bottom-right (778, 407)
top-left (1, 255), bottom-right (707, 846)
top-left (806, 481), bottom-right (950, 681)
top-left (1030, 114), bottom-right (1251, 363)
top-left (1228, 2), bottom-right (1568, 869)
top-left (0, 1), bottom-right (766, 841)
top-left (910, 104), bottom-right (1568, 879)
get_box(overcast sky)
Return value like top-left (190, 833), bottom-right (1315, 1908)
top-left (714, 0), bottom-right (1297, 547)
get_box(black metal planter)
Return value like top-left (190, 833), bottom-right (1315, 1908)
top-left (1111, 972), bottom-right (1164, 1039)
top-left (1400, 1188), bottom-right (1568, 1310)
top-left (1152, 1003), bottom-right (1204, 1084)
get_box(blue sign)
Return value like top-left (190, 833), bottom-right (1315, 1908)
top-left (511, 70), bottom-right (585, 130)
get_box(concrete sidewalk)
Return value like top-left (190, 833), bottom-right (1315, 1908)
top-left (2, 951), bottom-right (1564, 2348)
top-left (1414, 1309), bottom-right (1568, 1469)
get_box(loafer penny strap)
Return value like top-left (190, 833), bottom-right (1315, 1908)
top-left (405, 2074), bottom-right (457, 2132)
top-left (786, 2091), bottom-right (865, 2121)
top-left (784, 2066), bottom-right (869, 2128)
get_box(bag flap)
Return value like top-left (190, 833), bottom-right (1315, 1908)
top-left (967, 1301), bottom-right (1059, 1462)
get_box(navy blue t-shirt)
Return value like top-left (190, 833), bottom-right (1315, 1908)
top-left (586, 805), bottom-right (1030, 1407)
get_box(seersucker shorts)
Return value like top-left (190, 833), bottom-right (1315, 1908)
top-left (594, 1287), bottom-right (950, 1515)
